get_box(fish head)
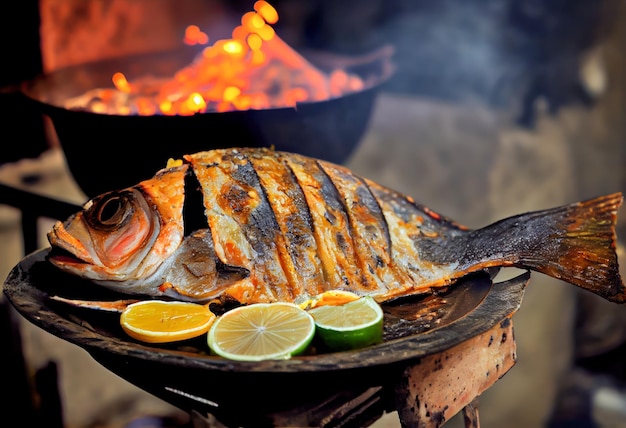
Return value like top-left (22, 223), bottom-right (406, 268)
top-left (47, 165), bottom-right (188, 284)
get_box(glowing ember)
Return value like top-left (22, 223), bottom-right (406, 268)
top-left (64, 1), bottom-right (365, 115)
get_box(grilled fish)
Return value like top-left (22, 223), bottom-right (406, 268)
top-left (47, 147), bottom-right (626, 306)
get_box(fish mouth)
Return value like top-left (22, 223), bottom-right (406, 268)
top-left (47, 219), bottom-right (100, 268)
top-left (47, 246), bottom-right (91, 268)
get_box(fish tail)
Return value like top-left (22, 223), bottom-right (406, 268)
top-left (430, 193), bottom-right (626, 303)
top-left (487, 193), bottom-right (625, 302)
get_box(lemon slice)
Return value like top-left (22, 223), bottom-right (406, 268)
top-left (207, 303), bottom-right (316, 361)
top-left (120, 300), bottom-right (216, 344)
top-left (308, 296), bottom-right (384, 352)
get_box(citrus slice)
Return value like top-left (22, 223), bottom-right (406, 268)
top-left (207, 303), bottom-right (315, 361)
top-left (298, 290), bottom-right (361, 310)
top-left (120, 300), bottom-right (216, 344)
top-left (308, 296), bottom-right (384, 352)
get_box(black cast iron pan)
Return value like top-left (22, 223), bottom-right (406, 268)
top-left (3, 248), bottom-right (528, 424)
top-left (14, 45), bottom-right (394, 198)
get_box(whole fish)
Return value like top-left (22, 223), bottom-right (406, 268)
top-left (47, 147), bottom-right (626, 306)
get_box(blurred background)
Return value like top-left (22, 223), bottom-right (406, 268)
top-left (1, 0), bottom-right (626, 426)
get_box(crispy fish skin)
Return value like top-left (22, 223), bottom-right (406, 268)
top-left (47, 148), bottom-right (626, 305)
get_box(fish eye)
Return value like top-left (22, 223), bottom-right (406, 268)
top-left (86, 191), bottom-right (135, 231)
top-left (99, 197), bottom-right (125, 223)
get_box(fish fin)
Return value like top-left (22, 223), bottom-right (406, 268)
top-left (49, 295), bottom-right (139, 312)
top-left (163, 229), bottom-right (249, 301)
top-left (215, 260), bottom-right (250, 285)
top-left (422, 193), bottom-right (625, 303)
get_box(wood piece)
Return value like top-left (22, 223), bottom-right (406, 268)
top-left (394, 316), bottom-right (517, 427)
top-left (462, 398), bottom-right (480, 428)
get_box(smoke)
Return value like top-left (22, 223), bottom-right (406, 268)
top-left (273, 0), bottom-right (614, 126)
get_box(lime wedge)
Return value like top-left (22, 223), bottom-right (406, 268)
top-left (207, 302), bottom-right (316, 361)
top-left (308, 296), bottom-right (384, 352)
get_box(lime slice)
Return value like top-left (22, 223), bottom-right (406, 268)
top-left (120, 300), bottom-right (216, 344)
top-left (308, 296), bottom-right (384, 352)
top-left (207, 302), bottom-right (316, 361)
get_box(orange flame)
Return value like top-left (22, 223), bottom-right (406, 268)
top-left (112, 72), bottom-right (131, 93)
top-left (65, 1), bottom-right (365, 115)
top-left (183, 25), bottom-right (209, 46)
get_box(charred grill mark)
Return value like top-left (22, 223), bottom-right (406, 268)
top-left (229, 161), bottom-right (279, 236)
top-left (272, 158), bottom-right (321, 277)
top-left (363, 179), bottom-right (436, 285)
top-left (226, 157), bottom-right (293, 298)
top-left (319, 161), bottom-right (398, 290)
top-left (282, 158), bottom-right (330, 289)
top-left (316, 160), bottom-right (370, 288)
top-left (279, 169), bottom-right (317, 242)
top-left (356, 177), bottom-right (392, 260)
top-left (316, 167), bottom-right (357, 254)
top-left (324, 209), bottom-right (337, 224)
top-left (284, 155), bottom-right (357, 290)
top-left (285, 214), bottom-right (311, 247)
top-left (315, 160), bottom-right (369, 287)
top-left (316, 162), bottom-right (350, 225)
top-left (335, 233), bottom-right (349, 254)
top-left (248, 153), bottom-right (325, 298)
top-left (183, 169), bottom-right (209, 236)
top-left (218, 184), bottom-right (250, 215)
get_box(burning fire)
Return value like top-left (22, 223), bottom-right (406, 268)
top-left (64, 1), bottom-right (365, 115)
